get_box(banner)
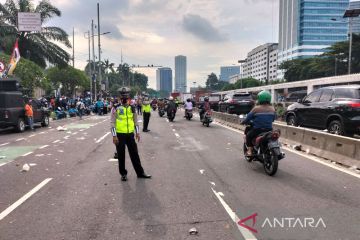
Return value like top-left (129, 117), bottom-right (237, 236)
top-left (6, 39), bottom-right (21, 76)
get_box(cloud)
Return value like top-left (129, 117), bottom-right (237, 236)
top-left (182, 14), bottom-right (227, 42)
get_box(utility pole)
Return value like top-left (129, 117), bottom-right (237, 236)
top-left (91, 19), bottom-right (96, 101)
top-left (348, 17), bottom-right (353, 75)
top-left (97, 3), bottom-right (102, 93)
top-left (72, 27), bottom-right (75, 67)
top-left (87, 30), bottom-right (92, 102)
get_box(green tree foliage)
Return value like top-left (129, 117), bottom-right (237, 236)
top-left (0, 0), bottom-right (71, 68)
top-left (85, 62), bottom-right (149, 92)
top-left (205, 72), bottom-right (219, 89)
top-left (220, 77), bottom-right (263, 91)
top-left (46, 66), bottom-right (89, 96)
top-left (280, 34), bottom-right (360, 81)
top-left (0, 52), bottom-right (45, 95)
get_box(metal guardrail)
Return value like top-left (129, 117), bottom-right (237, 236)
top-left (211, 111), bottom-right (360, 167)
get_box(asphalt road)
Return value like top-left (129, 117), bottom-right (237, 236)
top-left (0, 111), bottom-right (359, 240)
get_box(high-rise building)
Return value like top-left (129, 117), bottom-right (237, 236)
top-left (350, 0), bottom-right (360, 34)
top-left (156, 67), bottom-right (172, 94)
top-left (219, 66), bottom-right (241, 82)
top-left (278, 0), bottom-right (349, 66)
top-left (175, 55), bottom-right (187, 93)
top-left (242, 43), bottom-right (278, 82)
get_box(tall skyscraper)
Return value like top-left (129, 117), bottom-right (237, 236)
top-left (219, 66), bottom-right (241, 82)
top-left (156, 67), bottom-right (173, 94)
top-left (175, 55), bottom-right (187, 93)
top-left (350, 0), bottom-right (360, 34)
top-left (278, 0), bottom-right (349, 66)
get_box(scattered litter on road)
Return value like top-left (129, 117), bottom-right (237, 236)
top-left (199, 169), bottom-right (205, 174)
top-left (104, 183), bottom-right (108, 186)
top-left (47, 154), bottom-right (52, 156)
top-left (29, 163), bottom-right (37, 167)
top-left (76, 137), bottom-right (86, 140)
top-left (35, 154), bottom-right (44, 157)
top-left (189, 228), bottom-right (198, 235)
top-left (227, 143), bottom-right (231, 145)
top-left (306, 149), bottom-right (310, 154)
top-left (21, 164), bottom-right (30, 172)
top-left (209, 181), bottom-right (216, 186)
top-left (57, 126), bottom-right (67, 131)
top-left (66, 131), bottom-right (72, 134)
top-left (56, 162), bottom-right (60, 165)
top-left (293, 145), bottom-right (302, 151)
top-left (59, 141), bottom-right (65, 144)
top-left (57, 150), bottom-right (64, 153)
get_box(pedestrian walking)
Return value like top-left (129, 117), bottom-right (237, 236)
top-left (24, 99), bottom-right (34, 131)
top-left (142, 99), bottom-right (151, 132)
top-left (136, 98), bottom-right (142, 115)
top-left (111, 87), bottom-right (151, 181)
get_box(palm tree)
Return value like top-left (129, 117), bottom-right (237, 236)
top-left (0, 0), bottom-right (71, 68)
top-left (103, 59), bottom-right (115, 74)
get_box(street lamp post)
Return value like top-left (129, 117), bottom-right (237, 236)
top-left (238, 60), bottom-right (246, 89)
top-left (343, 8), bottom-right (360, 75)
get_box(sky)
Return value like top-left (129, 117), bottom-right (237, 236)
top-left (1, 0), bottom-right (279, 90)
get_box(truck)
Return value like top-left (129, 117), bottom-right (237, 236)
top-left (180, 93), bottom-right (193, 103)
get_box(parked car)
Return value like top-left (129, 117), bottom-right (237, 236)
top-left (0, 80), bottom-right (50, 132)
top-left (218, 93), bottom-right (255, 115)
top-left (285, 85), bottom-right (360, 136)
top-left (285, 90), bottom-right (307, 103)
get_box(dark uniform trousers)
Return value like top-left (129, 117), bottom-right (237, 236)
top-left (143, 112), bottom-right (151, 131)
top-left (116, 133), bottom-right (144, 176)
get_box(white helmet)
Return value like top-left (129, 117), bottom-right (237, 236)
top-left (169, 96), bottom-right (174, 101)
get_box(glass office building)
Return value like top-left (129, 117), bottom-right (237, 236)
top-left (350, 0), bottom-right (360, 33)
top-left (175, 55), bottom-right (187, 93)
top-left (278, 0), bottom-right (350, 65)
top-left (219, 66), bottom-right (241, 82)
top-left (156, 67), bottom-right (173, 94)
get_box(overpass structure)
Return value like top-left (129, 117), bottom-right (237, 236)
top-left (215, 73), bottom-right (360, 103)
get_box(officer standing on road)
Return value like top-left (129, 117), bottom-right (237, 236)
top-left (111, 87), bottom-right (152, 181)
top-left (142, 98), bottom-right (151, 132)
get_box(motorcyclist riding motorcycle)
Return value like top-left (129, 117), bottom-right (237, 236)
top-left (241, 91), bottom-right (276, 156)
top-left (166, 96), bottom-right (177, 116)
top-left (199, 97), bottom-right (211, 121)
top-left (183, 98), bottom-right (193, 117)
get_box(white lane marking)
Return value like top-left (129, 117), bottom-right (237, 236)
top-left (63, 136), bottom-right (70, 139)
top-left (96, 132), bottom-right (111, 143)
top-left (0, 178), bottom-right (52, 221)
top-left (22, 152), bottom-right (33, 157)
top-left (174, 133), bottom-right (180, 138)
top-left (52, 140), bottom-right (60, 143)
top-left (16, 138), bottom-right (25, 142)
top-left (214, 122), bottom-right (360, 180)
top-left (28, 134), bottom-right (36, 138)
top-left (0, 163), bottom-right (6, 167)
top-left (39, 145), bottom-right (49, 149)
top-left (200, 169), bottom-right (205, 174)
top-left (0, 143), bottom-right (10, 147)
top-left (79, 129), bottom-right (85, 132)
top-left (108, 158), bottom-right (117, 162)
top-left (209, 181), bottom-right (216, 186)
top-left (211, 188), bottom-right (257, 240)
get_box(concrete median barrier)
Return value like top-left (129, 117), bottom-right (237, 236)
top-left (211, 112), bottom-right (360, 167)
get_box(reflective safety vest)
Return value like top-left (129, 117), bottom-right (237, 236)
top-left (143, 104), bottom-right (151, 113)
top-left (115, 106), bottom-right (135, 134)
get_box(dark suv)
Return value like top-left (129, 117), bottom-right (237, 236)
top-left (285, 85), bottom-right (360, 136)
top-left (218, 93), bottom-right (255, 115)
top-left (0, 80), bottom-right (50, 132)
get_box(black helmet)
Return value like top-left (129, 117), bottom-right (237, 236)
top-left (118, 87), bottom-right (130, 98)
top-left (187, 98), bottom-right (191, 102)
top-left (204, 97), bottom-right (209, 102)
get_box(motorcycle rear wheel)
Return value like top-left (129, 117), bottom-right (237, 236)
top-left (264, 150), bottom-right (278, 176)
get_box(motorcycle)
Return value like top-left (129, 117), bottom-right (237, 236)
top-left (167, 109), bottom-right (176, 122)
top-left (152, 104), bottom-right (157, 111)
top-left (185, 109), bottom-right (193, 120)
top-left (243, 124), bottom-right (285, 176)
top-left (201, 110), bottom-right (212, 127)
top-left (158, 108), bottom-right (165, 117)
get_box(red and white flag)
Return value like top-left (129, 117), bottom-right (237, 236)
top-left (6, 39), bottom-right (21, 76)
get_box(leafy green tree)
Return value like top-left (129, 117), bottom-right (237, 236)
top-left (206, 72), bottom-right (219, 90)
top-left (47, 66), bottom-right (89, 96)
top-left (0, 0), bottom-right (71, 68)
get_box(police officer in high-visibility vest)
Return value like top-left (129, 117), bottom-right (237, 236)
top-left (111, 87), bottom-right (151, 181)
top-left (142, 98), bottom-right (151, 132)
